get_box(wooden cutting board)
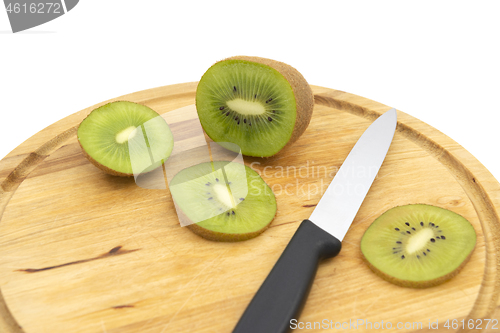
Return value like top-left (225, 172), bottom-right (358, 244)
top-left (0, 83), bottom-right (499, 333)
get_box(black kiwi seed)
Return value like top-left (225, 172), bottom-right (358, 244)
top-left (401, 255), bottom-right (405, 259)
top-left (423, 252), bottom-right (427, 256)
top-left (417, 255), bottom-right (420, 259)
top-left (406, 231), bottom-right (411, 234)
top-left (226, 212), bottom-right (230, 216)
top-left (219, 106), bottom-right (225, 110)
top-left (441, 236), bottom-right (446, 239)
top-left (412, 227), bottom-right (416, 231)
top-left (254, 94), bottom-right (257, 98)
top-left (238, 120), bottom-right (240, 125)
top-left (268, 117), bottom-right (273, 122)
top-left (205, 182), bottom-right (211, 186)
top-left (420, 222), bottom-right (424, 226)
top-left (396, 241), bottom-right (402, 244)
top-left (239, 198), bottom-right (244, 201)
top-left (226, 112), bottom-right (230, 116)
top-left (233, 86), bottom-right (237, 92)
top-left (405, 222), bottom-right (410, 226)
top-left (244, 119), bottom-right (247, 123)
top-left (427, 249), bottom-right (430, 252)
top-left (208, 197), bottom-right (213, 200)
top-left (232, 211), bottom-right (235, 215)
top-left (215, 178), bottom-right (219, 182)
top-left (430, 238), bottom-right (436, 242)
top-left (395, 228), bottom-right (400, 231)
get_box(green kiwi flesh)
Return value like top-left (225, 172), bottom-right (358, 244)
top-left (196, 57), bottom-right (313, 157)
top-left (78, 101), bottom-right (174, 177)
top-left (170, 161), bottom-right (277, 241)
top-left (360, 204), bottom-right (476, 288)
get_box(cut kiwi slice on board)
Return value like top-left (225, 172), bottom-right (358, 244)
top-left (77, 101), bottom-right (174, 177)
top-left (360, 204), bottom-right (476, 288)
top-left (169, 161), bottom-right (277, 241)
top-left (196, 56), bottom-right (314, 157)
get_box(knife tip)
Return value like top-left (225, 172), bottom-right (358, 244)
top-left (384, 108), bottom-right (398, 122)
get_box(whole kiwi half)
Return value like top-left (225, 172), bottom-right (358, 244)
top-left (195, 56), bottom-right (314, 157)
top-left (78, 101), bottom-right (174, 177)
top-left (360, 204), bottom-right (477, 288)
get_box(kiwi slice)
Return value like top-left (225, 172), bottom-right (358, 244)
top-left (360, 204), bottom-right (476, 288)
top-left (78, 101), bottom-right (173, 177)
top-left (169, 161), bottom-right (277, 241)
top-left (196, 56), bottom-right (314, 157)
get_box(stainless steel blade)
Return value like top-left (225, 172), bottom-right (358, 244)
top-left (309, 108), bottom-right (397, 240)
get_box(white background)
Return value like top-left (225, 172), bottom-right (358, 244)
top-left (1, 1), bottom-right (499, 181)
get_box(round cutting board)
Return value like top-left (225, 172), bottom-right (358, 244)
top-left (0, 83), bottom-right (499, 333)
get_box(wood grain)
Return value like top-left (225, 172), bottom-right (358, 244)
top-left (0, 83), bottom-right (499, 333)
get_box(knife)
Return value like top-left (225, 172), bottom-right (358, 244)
top-left (232, 108), bottom-right (398, 333)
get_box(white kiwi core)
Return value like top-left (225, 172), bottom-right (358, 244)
top-left (213, 183), bottom-right (236, 209)
top-left (116, 126), bottom-right (138, 144)
top-left (405, 228), bottom-right (434, 254)
top-left (226, 98), bottom-right (266, 115)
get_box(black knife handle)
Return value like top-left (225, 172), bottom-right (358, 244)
top-left (232, 219), bottom-right (342, 333)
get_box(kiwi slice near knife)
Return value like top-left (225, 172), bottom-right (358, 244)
top-left (170, 161), bottom-right (277, 241)
top-left (360, 204), bottom-right (476, 288)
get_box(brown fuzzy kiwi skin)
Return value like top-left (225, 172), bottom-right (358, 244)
top-left (77, 100), bottom-right (163, 177)
top-left (218, 56), bottom-right (314, 155)
top-left (361, 249), bottom-right (475, 289)
top-left (174, 198), bottom-right (277, 242)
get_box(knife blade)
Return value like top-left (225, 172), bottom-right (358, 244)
top-left (232, 108), bottom-right (397, 333)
